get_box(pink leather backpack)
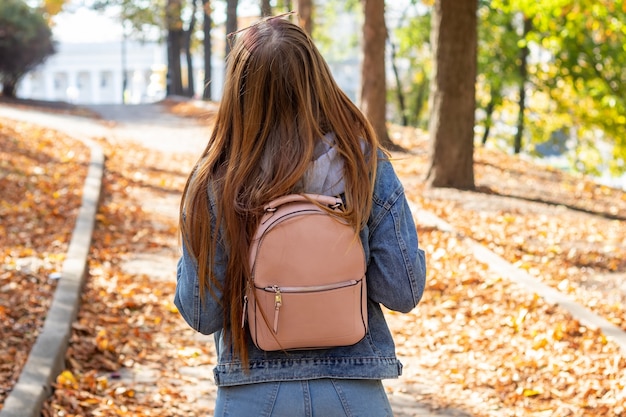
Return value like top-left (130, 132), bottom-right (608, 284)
top-left (245, 194), bottom-right (368, 351)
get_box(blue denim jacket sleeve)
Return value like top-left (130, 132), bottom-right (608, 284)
top-left (174, 242), bottom-right (225, 335)
top-left (363, 153), bottom-right (426, 313)
top-left (174, 198), bottom-right (227, 335)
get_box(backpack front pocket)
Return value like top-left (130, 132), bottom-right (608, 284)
top-left (248, 278), bottom-right (367, 351)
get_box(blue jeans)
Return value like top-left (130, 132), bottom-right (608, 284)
top-left (214, 379), bottom-right (393, 417)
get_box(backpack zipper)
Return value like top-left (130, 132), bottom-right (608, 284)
top-left (272, 285), bottom-right (282, 333)
top-left (264, 280), bottom-right (358, 294)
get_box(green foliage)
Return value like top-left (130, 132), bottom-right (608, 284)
top-left (390, 2), bottom-right (431, 127)
top-left (476, 3), bottom-right (519, 134)
top-left (313, 0), bottom-right (361, 59)
top-left (471, 0), bottom-right (626, 176)
top-left (92, 0), bottom-right (164, 37)
top-left (0, 0), bottom-right (55, 97)
top-left (532, 0), bottom-right (626, 174)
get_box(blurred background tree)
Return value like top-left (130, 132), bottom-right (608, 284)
top-left (6, 0), bottom-right (626, 185)
top-left (390, 0), bottom-right (626, 182)
top-left (531, 0), bottom-right (626, 176)
top-left (425, 0), bottom-right (478, 189)
top-left (0, 0), bottom-right (56, 97)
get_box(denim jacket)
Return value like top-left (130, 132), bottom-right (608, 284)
top-left (174, 151), bottom-right (426, 386)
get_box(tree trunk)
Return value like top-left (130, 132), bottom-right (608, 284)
top-left (481, 97), bottom-right (495, 145)
top-left (413, 76), bottom-right (428, 126)
top-left (514, 16), bottom-right (531, 154)
top-left (361, 0), bottom-right (394, 149)
top-left (260, 0), bottom-right (272, 16)
top-left (1, 80), bottom-right (17, 98)
top-left (389, 38), bottom-right (407, 126)
top-left (426, 0), bottom-right (477, 189)
top-left (166, 0), bottom-right (184, 96)
top-left (183, 0), bottom-right (198, 97)
top-left (202, 0), bottom-right (212, 100)
top-left (225, 0), bottom-right (238, 59)
top-left (296, 0), bottom-right (313, 35)
top-left (167, 31), bottom-right (184, 96)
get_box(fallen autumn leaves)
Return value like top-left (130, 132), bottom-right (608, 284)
top-left (1, 106), bottom-right (625, 416)
top-left (395, 136), bottom-right (626, 333)
top-left (388, 129), bottom-right (626, 415)
top-left (0, 119), bottom-right (90, 407)
top-left (42, 134), bottom-right (214, 416)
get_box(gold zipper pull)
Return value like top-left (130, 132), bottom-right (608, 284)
top-left (273, 286), bottom-right (282, 334)
top-left (241, 295), bottom-right (248, 328)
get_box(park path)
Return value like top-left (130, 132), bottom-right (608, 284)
top-left (0, 102), bottom-right (472, 417)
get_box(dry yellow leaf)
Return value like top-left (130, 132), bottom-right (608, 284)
top-left (56, 370), bottom-right (78, 389)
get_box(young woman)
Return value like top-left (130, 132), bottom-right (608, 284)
top-left (175, 15), bottom-right (426, 417)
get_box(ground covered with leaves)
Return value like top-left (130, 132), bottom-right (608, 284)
top-left (1, 103), bottom-right (625, 416)
top-left (0, 118), bottom-right (90, 406)
top-left (389, 128), bottom-right (626, 416)
top-left (41, 130), bottom-right (214, 416)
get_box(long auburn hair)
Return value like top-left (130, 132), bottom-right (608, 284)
top-left (179, 16), bottom-right (380, 364)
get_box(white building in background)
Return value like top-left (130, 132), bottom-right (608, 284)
top-left (14, 2), bottom-right (360, 105)
top-left (15, 36), bottom-right (356, 106)
top-left (17, 41), bottom-right (168, 105)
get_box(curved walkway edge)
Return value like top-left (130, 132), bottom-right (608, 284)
top-left (0, 136), bottom-right (104, 417)
top-left (410, 204), bottom-right (626, 354)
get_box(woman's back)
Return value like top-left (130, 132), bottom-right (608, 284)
top-left (175, 14), bottom-right (426, 416)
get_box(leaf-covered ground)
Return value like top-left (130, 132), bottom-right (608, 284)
top-left (41, 130), bottom-right (215, 416)
top-left (392, 128), bottom-right (626, 333)
top-left (0, 118), bottom-right (90, 407)
top-left (1, 102), bottom-right (625, 416)
top-left (388, 128), bottom-right (626, 416)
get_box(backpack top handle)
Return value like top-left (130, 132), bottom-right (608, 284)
top-left (264, 194), bottom-right (343, 212)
